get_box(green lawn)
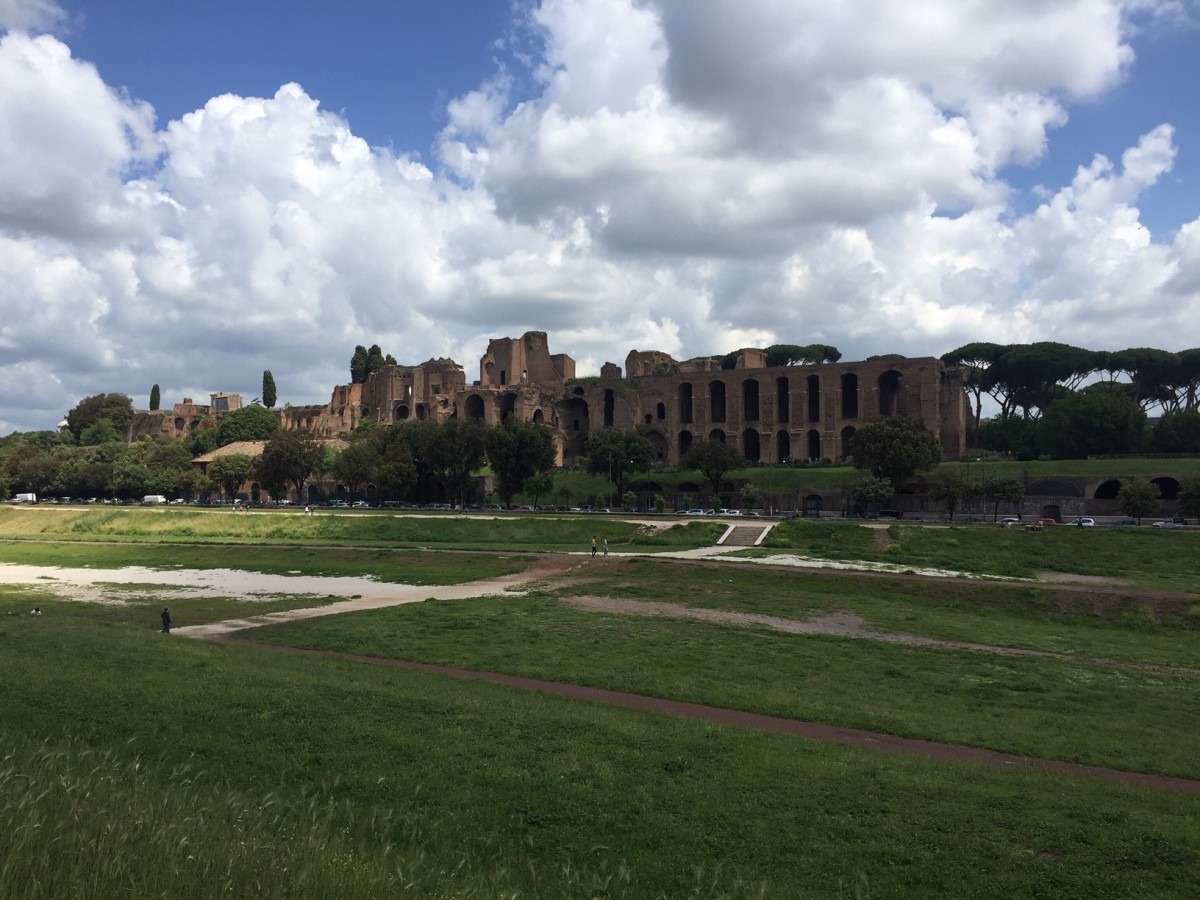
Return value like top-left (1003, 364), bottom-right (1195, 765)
top-left (760, 518), bottom-right (1200, 591)
top-left (249, 582), bottom-right (1200, 778)
top-left (1, 597), bottom-right (1198, 898)
top-left (3, 527), bottom-right (1200, 896)
top-left (0, 506), bottom-right (717, 553)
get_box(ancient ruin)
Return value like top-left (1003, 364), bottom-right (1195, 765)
top-left (130, 331), bottom-right (969, 465)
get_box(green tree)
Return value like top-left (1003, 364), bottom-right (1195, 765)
top-left (262, 371), bottom-right (277, 409)
top-left (1149, 409), bottom-right (1200, 453)
top-left (926, 467), bottom-right (982, 522)
top-left (764, 344), bottom-right (842, 367)
top-left (983, 343), bottom-right (1098, 421)
top-left (133, 436), bottom-right (194, 496)
top-left (176, 468), bottom-right (211, 502)
top-left (846, 475), bottom-right (894, 516)
top-left (403, 420), bottom-right (486, 507)
top-left (66, 393), bottom-right (133, 441)
top-left (941, 342), bottom-right (1004, 444)
top-left (980, 473), bottom-right (1025, 522)
top-left (206, 453), bottom-right (255, 504)
top-left (350, 345), bottom-right (369, 384)
top-left (586, 429), bottom-right (654, 501)
top-left (1177, 477), bottom-right (1200, 520)
top-left (80, 418), bottom-right (124, 446)
top-left (149, 384), bottom-right (160, 411)
top-left (16, 450), bottom-right (63, 497)
top-left (257, 431), bottom-right (324, 503)
top-left (679, 438), bottom-right (744, 499)
top-left (206, 454), bottom-right (257, 502)
top-left (739, 483), bottom-right (761, 511)
top-left (486, 419), bottom-right (557, 506)
top-left (331, 439), bottom-right (379, 500)
top-left (849, 417), bottom-right (943, 487)
top-left (524, 470), bottom-right (554, 508)
top-left (1038, 390), bottom-right (1146, 459)
top-left (375, 430), bottom-right (417, 502)
top-left (107, 454), bottom-right (150, 499)
top-left (1117, 479), bottom-right (1161, 524)
top-left (215, 404), bottom-right (279, 446)
top-left (978, 413), bottom-right (1040, 461)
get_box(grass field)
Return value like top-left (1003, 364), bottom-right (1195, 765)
top-left (2, 518), bottom-right (1199, 896)
top-left (758, 518), bottom-right (1200, 591)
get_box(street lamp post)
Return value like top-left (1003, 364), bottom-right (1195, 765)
top-left (607, 453), bottom-right (613, 509)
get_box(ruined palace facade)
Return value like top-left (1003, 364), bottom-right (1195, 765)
top-left (275, 332), bottom-right (968, 465)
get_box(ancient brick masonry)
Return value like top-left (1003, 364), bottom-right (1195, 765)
top-left (130, 331), bottom-right (969, 465)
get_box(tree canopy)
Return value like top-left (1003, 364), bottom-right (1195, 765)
top-left (1117, 479), bottom-right (1161, 524)
top-left (849, 417), bottom-right (942, 486)
top-left (215, 404), bottom-right (279, 447)
top-left (257, 431), bottom-right (324, 501)
top-left (262, 371), bottom-right (277, 409)
top-left (679, 438), bottom-right (745, 498)
top-left (1037, 390), bottom-right (1146, 460)
top-left (584, 428), bottom-right (654, 499)
top-left (350, 344), bottom-right (398, 384)
top-left (485, 419), bottom-right (557, 506)
top-left (65, 393), bottom-right (133, 442)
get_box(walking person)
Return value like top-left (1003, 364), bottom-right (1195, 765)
top-left (591, 536), bottom-right (597, 558)
top-left (603, 538), bottom-right (609, 557)
top-left (160, 606), bottom-right (171, 634)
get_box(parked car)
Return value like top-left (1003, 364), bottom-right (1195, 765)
top-left (999, 517), bottom-right (1021, 527)
top-left (1066, 517), bottom-right (1095, 527)
top-left (1152, 520), bottom-right (1182, 528)
top-left (1113, 518), bottom-right (1138, 527)
top-left (1035, 517), bottom-right (1057, 526)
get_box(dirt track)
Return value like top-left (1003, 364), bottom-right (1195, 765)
top-left (211, 637), bottom-right (1200, 797)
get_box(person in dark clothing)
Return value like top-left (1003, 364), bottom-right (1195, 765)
top-left (161, 607), bottom-right (171, 634)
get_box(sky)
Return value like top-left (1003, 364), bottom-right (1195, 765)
top-left (2, 0), bottom-right (1200, 435)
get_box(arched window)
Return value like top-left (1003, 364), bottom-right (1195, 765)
top-left (743, 379), bottom-right (760, 421)
top-left (499, 393), bottom-right (517, 422)
top-left (679, 383), bottom-right (694, 424)
top-left (776, 430), bottom-right (790, 463)
top-left (742, 429), bottom-right (760, 462)
top-left (841, 373), bottom-right (859, 419)
top-left (840, 426), bottom-right (856, 461)
top-left (465, 395), bottom-right (485, 422)
top-left (776, 377), bottom-right (789, 423)
top-left (806, 429), bottom-right (821, 461)
top-left (878, 370), bottom-right (903, 416)
top-left (709, 381), bottom-right (726, 423)
top-left (807, 375), bottom-right (820, 423)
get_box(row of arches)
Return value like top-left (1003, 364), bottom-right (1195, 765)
top-left (676, 371), bottom-right (903, 426)
top-left (1032, 477), bottom-right (1182, 501)
top-left (674, 426), bottom-right (858, 464)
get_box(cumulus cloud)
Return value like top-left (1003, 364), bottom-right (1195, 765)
top-left (1, 0), bottom-right (1199, 435)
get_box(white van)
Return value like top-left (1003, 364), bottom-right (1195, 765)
top-left (141, 495), bottom-right (168, 505)
top-left (13, 492), bottom-right (37, 504)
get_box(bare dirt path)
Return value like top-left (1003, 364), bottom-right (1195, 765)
top-left (562, 595), bottom-right (1200, 678)
top-left (210, 637), bottom-right (1200, 798)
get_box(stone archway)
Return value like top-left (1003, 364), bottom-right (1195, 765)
top-left (806, 429), bottom-right (821, 461)
top-left (1152, 477), bottom-right (1180, 500)
top-left (742, 429), bottom-right (760, 462)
